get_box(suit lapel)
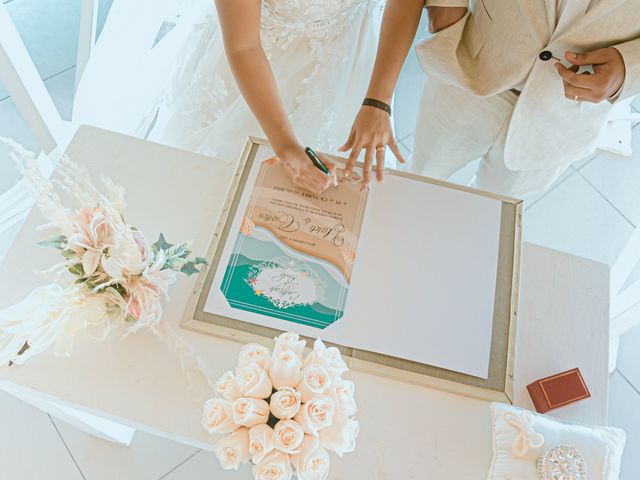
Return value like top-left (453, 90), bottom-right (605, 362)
top-left (555, 0), bottom-right (625, 40)
top-left (516, 0), bottom-right (554, 44)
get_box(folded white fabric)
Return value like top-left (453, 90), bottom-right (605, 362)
top-left (488, 402), bottom-right (626, 480)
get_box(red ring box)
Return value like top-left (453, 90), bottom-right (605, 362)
top-left (526, 368), bottom-right (591, 414)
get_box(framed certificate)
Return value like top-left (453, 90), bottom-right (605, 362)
top-left (183, 138), bottom-right (522, 402)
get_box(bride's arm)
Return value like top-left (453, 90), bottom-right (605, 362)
top-left (340, 0), bottom-right (466, 185)
top-left (215, 0), bottom-right (335, 194)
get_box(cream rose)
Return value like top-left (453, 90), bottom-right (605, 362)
top-left (270, 387), bottom-right (302, 419)
top-left (213, 427), bottom-right (250, 470)
top-left (252, 450), bottom-right (293, 480)
top-left (214, 370), bottom-right (242, 401)
top-left (291, 435), bottom-right (331, 480)
top-left (318, 414), bottom-right (359, 457)
top-left (202, 398), bottom-right (238, 434)
top-left (236, 362), bottom-right (273, 399)
top-left (303, 339), bottom-right (348, 377)
top-left (272, 419), bottom-right (305, 454)
top-left (238, 342), bottom-right (272, 371)
top-left (270, 349), bottom-right (303, 389)
top-left (232, 397), bottom-right (270, 427)
top-left (294, 396), bottom-right (335, 436)
top-left (249, 423), bottom-right (275, 464)
top-left (273, 332), bottom-right (306, 361)
top-left (331, 377), bottom-right (357, 417)
top-left (296, 364), bottom-right (332, 402)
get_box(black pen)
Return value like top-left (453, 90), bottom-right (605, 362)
top-left (305, 147), bottom-right (330, 175)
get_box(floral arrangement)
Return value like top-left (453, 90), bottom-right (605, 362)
top-left (202, 332), bottom-right (359, 479)
top-left (0, 139), bottom-right (207, 377)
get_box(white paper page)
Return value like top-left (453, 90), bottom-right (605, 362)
top-left (204, 146), bottom-right (502, 379)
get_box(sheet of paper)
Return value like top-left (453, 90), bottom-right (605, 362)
top-left (204, 145), bottom-right (502, 379)
top-left (217, 152), bottom-right (368, 328)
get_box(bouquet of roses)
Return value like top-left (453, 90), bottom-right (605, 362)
top-left (202, 332), bottom-right (359, 480)
top-left (0, 139), bottom-right (207, 378)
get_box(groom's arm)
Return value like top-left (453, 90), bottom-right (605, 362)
top-left (425, 1), bottom-right (469, 33)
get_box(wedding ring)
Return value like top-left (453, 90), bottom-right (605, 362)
top-left (376, 146), bottom-right (385, 152)
top-left (573, 95), bottom-right (579, 101)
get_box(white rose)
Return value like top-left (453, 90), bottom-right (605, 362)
top-left (232, 397), bottom-right (270, 427)
top-left (273, 332), bottom-right (306, 361)
top-left (249, 423), bottom-right (274, 464)
top-left (252, 450), bottom-right (293, 480)
top-left (270, 350), bottom-right (303, 389)
top-left (291, 435), bottom-right (331, 480)
top-left (236, 362), bottom-right (273, 399)
top-left (318, 414), bottom-right (359, 457)
top-left (202, 398), bottom-right (239, 434)
top-left (293, 396), bottom-right (335, 436)
top-left (215, 370), bottom-right (242, 401)
top-left (331, 377), bottom-right (357, 417)
top-left (238, 342), bottom-right (272, 371)
top-left (272, 419), bottom-right (305, 454)
top-left (270, 387), bottom-right (302, 420)
top-left (213, 427), bottom-right (250, 470)
top-left (296, 364), bottom-right (332, 402)
top-left (303, 339), bottom-right (348, 378)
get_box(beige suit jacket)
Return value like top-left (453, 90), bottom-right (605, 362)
top-left (416, 0), bottom-right (640, 171)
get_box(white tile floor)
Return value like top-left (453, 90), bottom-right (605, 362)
top-left (1, 3), bottom-right (640, 479)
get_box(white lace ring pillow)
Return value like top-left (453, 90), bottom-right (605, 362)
top-left (488, 402), bottom-right (626, 480)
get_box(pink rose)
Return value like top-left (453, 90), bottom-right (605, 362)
top-left (291, 435), bottom-right (331, 480)
top-left (318, 414), bottom-right (359, 457)
top-left (213, 428), bottom-right (250, 470)
top-left (252, 450), bottom-right (292, 480)
top-left (270, 387), bottom-right (302, 420)
top-left (249, 424), bottom-right (274, 464)
top-left (238, 343), bottom-right (272, 371)
top-left (236, 362), bottom-right (273, 399)
top-left (293, 396), bottom-right (335, 436)
top-left (232, 397), bottom-right (270, 428)
top-left (270, 349), bottom-right (303, 389)
top-left (202, 398), bottom-right (238, 434)
top-left (296, 365), bottom-right (332, 402)
top-left (272, 419), bottom-right (305, 454)
top-left (214, 370), bottom-right (242, 401)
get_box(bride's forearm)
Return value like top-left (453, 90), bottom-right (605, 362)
top-left (226, 46), bottom-right (300, 154)
top-left (365, 0), bottom-right (425, 104)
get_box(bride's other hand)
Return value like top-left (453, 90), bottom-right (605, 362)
top-left (278, 145), bottom-right (337, 195)
top-left (339, 106), bottom-right (405, 186)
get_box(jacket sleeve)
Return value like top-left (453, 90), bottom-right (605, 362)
top-left (424, 0), bottom-right (470, 7)
top-left (613, 36), bottom-right (640, 101)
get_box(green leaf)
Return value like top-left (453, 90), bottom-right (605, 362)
top-left (68, 263), bottom-right (85, 277)
top-left (165, 241), bottom-right (192, 260)
top-left (195, 256), bottom-right (208, 266)
top-left (180, 261), bottom-right (200, 276)
top-left (61, 249), bottom-right (78, 260)
top-left (152, 233), bottom-right (172, 253)
top-left (37, 235), bottom-right (66, 249)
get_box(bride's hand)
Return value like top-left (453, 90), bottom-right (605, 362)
top-left (339, 106), bottom-right (405, 186)
top-left (277, 145), bottom-right (337, 195)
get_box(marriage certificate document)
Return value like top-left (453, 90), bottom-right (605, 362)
top-left (201, 142), bottom-right (503, 380)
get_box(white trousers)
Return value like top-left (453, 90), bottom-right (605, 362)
top-left (411, 78), bottom-right (569, 198)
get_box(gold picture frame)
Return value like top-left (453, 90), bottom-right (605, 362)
top-left (182, 137), bottom-right (523, 403)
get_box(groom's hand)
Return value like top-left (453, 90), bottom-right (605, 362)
top-left (427, 6), bottom-right (467, 33)
top-left (555, 48), bottom-right (626, 103)
top-left (339, 106), bottom-right (406, 186)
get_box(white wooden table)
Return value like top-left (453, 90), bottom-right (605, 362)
top-left (0, 126), bottom-right (611, 478)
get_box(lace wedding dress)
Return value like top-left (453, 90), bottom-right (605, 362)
top-left (73, 0), bottom-right (386, 164)
top-left (1, 0), bottom-right (386, 260)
